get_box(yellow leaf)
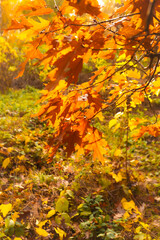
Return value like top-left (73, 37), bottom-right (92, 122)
top-left (19, 165), bottom-right (26, 172)
top-left (18, 155), bottom-right (25, 161)
top-left (54, 227), bottom-right (66, 240)
top-left (35, 227), bottom-right (49, 237)
top-left (117, 53), bottom-right (126, 62)
top-left (27, 17), bottom-right (49, 33)
top-left (0, 203), bottom-right (12, 217)
top-left (152, 78), bottom-right (160, 96)
top-left (135, 226), bottom-right (142, 234)
top-left (0, 215), bottom-right (3, 223)
top-left (8, 147), bottom-right (13, 153)
top-left (25, 136), bottom-right (30, 144)
top-left (12, 212), bottom-right (19, 223)
top-left (47, 209), bottom-right (56, 218)
top-left (38, 220), bottom-right (48, 228)
top-left (96, 111), bottom-right (104, 121)
top-left (129, 119), bottom-right (137, 131)
top-left (140, 221), bottom-right (150, 231)
top-left (123, 211), bottom-right (130, 220)
top-left (112, 123), bottom-right (120, 132)
top-left (114, 149), bottom-right (122, 157)
top-left (111, 172), bottom-right (122, 182)
top-left (14, 238), bottom-right (22, 240)
top-left (54, 80), bottom-right (67, 92)
top-left (109, 119), bottom-right (117, 129)
top-left (2, 158), bottom-right (10, 169)
top-left (127, 69), bottom-right (141, 79)
top-left (121, 198), bottom-right (140, 214)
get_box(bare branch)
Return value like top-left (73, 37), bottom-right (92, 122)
top-left (145, 0), bottom-right (157, 33)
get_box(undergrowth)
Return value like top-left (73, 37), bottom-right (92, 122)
top-left (0, 87), bottom-right (160, 240)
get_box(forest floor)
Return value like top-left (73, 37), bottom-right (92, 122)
top-left (0, 87), bottom-right (160, 240)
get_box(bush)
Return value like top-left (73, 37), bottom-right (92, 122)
top-left (0, 36), bottom-right (19, 93)
top-left (0, 36), bottom-right (45, 93)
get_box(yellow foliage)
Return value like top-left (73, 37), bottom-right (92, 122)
top-left (35, 227), bottom-right (49, 237)
top-left (12, 212), bottom-right (20, 223)
top-left (54, 227), bottom-right (66, 240)
top-left (121, 198), bottom-right (137, 213)
top-left (47, 209), bottom-right (56, 218)
top-left (2, 158), bottom-right (11, 169)
top-left (0, 204), bottom-right (12, 217)
top-left (109, 118), bottom-right (117, 129)
top-left (111, 172), bottom-right (123, 182)
top-left (38, 220), bottom-right (48, 228)
top-left (120, 198), bottom-right (142, 230)
top-left (114, 149), bottom-right (122, 157)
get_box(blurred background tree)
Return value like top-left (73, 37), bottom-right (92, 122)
top-left (0, 0), bottom-right (117, 93)
top-left (0, 0), bottom-right (53, 93)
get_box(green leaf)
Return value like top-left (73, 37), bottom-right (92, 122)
top-left (14, 225), bottom-right (24, 237)
top-left (61, 213), bottom-right (71, 224)
top-left (97, 233), bottom-right (105, 238)
top-left (55, 216), bottom-right (61, 224)
top-left (4, 226), bottom-right (14, 237)
top-left (0, 232), bottom-right (6, 238)
top-left (5, 218), bottom-right (15, 229)
top-left (77, 203), bottom-right (84, 210)
top-left (66, 190), bottom-right (74, 199)
top-left (80, 211), bottom-right (92, 216)
top-left (55, 197), bottom-right (69, 213)
top-left (106, 229), bottom-right (116, 238)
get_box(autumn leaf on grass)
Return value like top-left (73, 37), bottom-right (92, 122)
top-left (12, 212), bottom-right (19, 223)
top-left (111, 172), bottom-right (123, 182)
top-left (54, 227), bottom-right (66, 240)
top-left (36, 227), bottom-right (49, 237)
top-left (47, 209), bottom-right (56, 218)
top-left (0, 204), bottom-right (12, 217)
top-left (38, 220), bottom-right (48, 228)
top-left (121, 198), bottom-right (136, 213)
top-left (121, 198), bottom-right (141, 217)
top-left (2, 158), bottom-right (10, 169)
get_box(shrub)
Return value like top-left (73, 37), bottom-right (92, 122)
top-left (0, 36), bottom-right (45, 93)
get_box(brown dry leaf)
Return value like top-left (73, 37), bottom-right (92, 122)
top-left (113, 203), bottom-right (125, 220)
top-left (139, 203), bottom-right (146, 217)
top-left (31, 201), bottom-right (40, 219)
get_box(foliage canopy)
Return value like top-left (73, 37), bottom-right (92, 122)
top-left (6, 0), bottom-right (160, 166)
